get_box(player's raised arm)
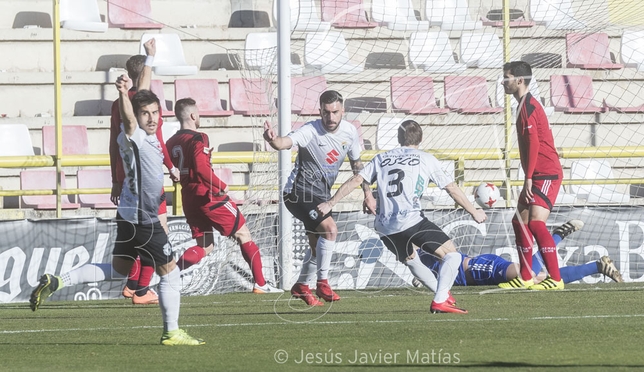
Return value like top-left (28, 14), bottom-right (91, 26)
top-left (116, 75), bottom-right (137, 137)
top-left (263, 121), bottom-right (293, 150)
top-left (137, 38), bottom-right (156, 92)
top-left (444, 182), bottom-right (487, 223)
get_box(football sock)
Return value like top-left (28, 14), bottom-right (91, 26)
top-left (158, 267), bottom-right (181, 332)
top-left (60, 263), bottom-right (124, 287)
top-left (297, 249), bottom-right (317, 287)
top-left (316, 237), bottom-right (335, 281)
top-left (135, 264), bottom-right (155, 297)
top-left (176, 246), bottom-right (206, 271)
top-left (240, 241), bottom-right (266, 287)
top-left (126, 257), bottom-right (141, 290)
top-left (529, 220), bottom-right (561, 281)
top-left (434, 252), bottom-right (461, 303)
top-left (405, 253), bottom-right (438, 292)
top-left (513, 219), bottom-right (534, 281)
top-left (560, 262), bottom-right (598, 284)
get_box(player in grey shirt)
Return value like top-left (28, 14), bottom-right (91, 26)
top-left (318, 120), bottom-right (486, 314)
top-left (264, 90), bottom-right (370, 306)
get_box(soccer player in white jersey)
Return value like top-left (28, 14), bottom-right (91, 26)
top-left (263, 90), bottom-right (369, 306)
top-left (29, 76), bottom-right (204, 346)
top-left (318, 120), bottom-right (487, 314)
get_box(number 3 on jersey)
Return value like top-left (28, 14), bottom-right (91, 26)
top-left (386, 169), bottom-right (404, 197)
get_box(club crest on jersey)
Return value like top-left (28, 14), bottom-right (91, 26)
top-left (325, 149), bottom-right (340, 164)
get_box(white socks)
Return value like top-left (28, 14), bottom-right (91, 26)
top-left (434, 252), bottom-right (462, 303)
top-left (404, 253), bottom-right (438, 292)
top-left (60, 263), bottom-right (124, 287)
top-left (158, 266), bottom-right (181, 332)
top-left (316, 237), bottom-right (335, 281)
top-left (297, 249), bottom-right (317, 287)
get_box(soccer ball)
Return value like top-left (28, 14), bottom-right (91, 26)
top-left (474, 182), bottom-right (501, 209)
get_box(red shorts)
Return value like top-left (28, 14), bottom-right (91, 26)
top-left (183, 194), bottom-right (245, 238)
top-left (520, 175), bottom-right (561, 210)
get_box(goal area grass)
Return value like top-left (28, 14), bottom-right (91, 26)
top-left (2, 283), bottom-right (644, 371)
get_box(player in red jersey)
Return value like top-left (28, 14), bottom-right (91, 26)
top-left (165, 98), bottom-right (282, 294)
top-left (109, 39), bottom-right (179, 304)
top-left (500, 61), bottom-right (565, 290)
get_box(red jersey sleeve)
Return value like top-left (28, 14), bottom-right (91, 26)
top-left (522, 113), bottom-right (540, 179)
top-left (193, 135), bottom-right (227, 194)
top-left (109, 99), bottom-right (125, 184)
top-left (155, 119), bottom-right (174, 171)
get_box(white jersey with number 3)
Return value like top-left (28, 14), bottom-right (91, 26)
top-left (359, 147), bottom-right (453, 236)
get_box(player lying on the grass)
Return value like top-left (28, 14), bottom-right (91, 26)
top-left (318, 120), bottom-right (487, 314)
top-left (29, 77), bottom-right (204, 346)
top-left (414, 220), bottom-right (623, 288)
top-left (166, 98), bottom-right (282, 294)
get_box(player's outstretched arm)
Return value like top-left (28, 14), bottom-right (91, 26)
top-left (263, 121), bottom-right (293, 150)
top-left (444, 182), bottom-right (487, 223)
top-left (116, 75), bottom-right (137, 137)
top-left (317, 174), bottom-right (365, 216)
top-left (137, 38), bottom-right (156, 92)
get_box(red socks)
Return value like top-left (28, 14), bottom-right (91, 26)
top-left (240, 241), bottom-right (266, 287)
top-left (529, 220), bottom-right (561, 281)
top-left (135, 264), bottom-right (155, 296)
top-left (512, 219), bottom-right (534, 281)
top-left (177, 246), bottom-right (206, 270)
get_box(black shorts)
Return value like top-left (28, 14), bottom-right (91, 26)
top-left (113, 213), bottom-right (173, 268)
top-left (381, 218), bottom-right (451, 262)
top-left (283, 191), bottom-right (332, 233)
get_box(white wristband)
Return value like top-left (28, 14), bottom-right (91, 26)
top-left (145, 56), bottom-right (154, 66)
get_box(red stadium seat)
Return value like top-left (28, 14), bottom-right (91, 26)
top-left (20, 170), bottom-right (80, 209)
top-left (566, 33), bottom-right (623, 70)
top-left (291, 76), bottom-right (327, 115)
top-left (549, 75), bottom-right (606, 113)
top-left (174, 79), bottom-right (233, 117)
top-left (107, 0), bottom-right (163, 29)
top-left (391, 76), bottom-right (449, 115)
top-left (150, 79), bottom-right (174, 117)
top-left (41, 125), bottom-right (89, 155)
top-left (444, 76), bottom-right (502, 114)
top-left (229, 78), bottom-right (274, 116)
top-left (321, 0), bottom-right (377, 28)
top-left (77, 169), bottom-right (116, 209)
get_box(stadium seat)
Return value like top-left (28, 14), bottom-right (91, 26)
top-left (174, 79), bottom-right (233, 117)
top-left (139, 33), bottom-right (198, 76)
top-left (107, 0), bottom-right (163, 29)
top-left (444, 76), bottom-right (502, 114)
top-left (273, 0), bottom-right (331, 31)
top-left (495, 75), bottom-right (554, 116)
top-left (570, 159), bottom-right (630, 203)
top-left (150, 79), bottom-right (174, 117)
top-left (20, 170), bottom-right (80, 209)
top-left (371, 0), bottom-right (431, 31)
top-left (77, 169), bottom-right (116, 209)
top-left (480, 8), bottom-right (535, 28)
top-left (41, 125), bottom-right (89, 155)
top-left (425, 0), bottom-right (483, 31)
top-left (244, 32), bottom-right (303, 74)
top-left (566, 33), bottom-right (623, 70)
top-left (321, 0), bottom-right (377, 28)
top-left (521, 52), bottom-right (563, 68)
top-left (304, 31), bottom-right (364, 74)
top-left (348, 120), bottom-right (368, 150)
top-left (620, 30), bottom-right (644, 71)
top-left (213, 167), bottom-right (244, 205)
top-left (376, 117), bottom-right (404, 150)
top-left (292, 76), bottom-right (327, 115)
top-left (229, 78), bottom-right (274, 116)
top-left (549, 75), bottom-right (606, 113)
top-left (0, 124), bottom-right (35, 156)
top-left (408, 31), bottom-right (467, 74)
top-left (162, 120), bottom-right (180, 143)
top-left (529, 0), bottom-right (585, 30)
top-left (390, 76), bottom-right (449, 114)
top-left (60, 0), bottom-right (108, 32)
top-left (459, 32), bottom-right (504, 68)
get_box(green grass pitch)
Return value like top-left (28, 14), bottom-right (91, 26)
top-left (2, 283), bottom-right (644, 371)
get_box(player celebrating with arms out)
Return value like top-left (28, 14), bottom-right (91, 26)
top-left (318, 120), bottom-right (487, 314)
top-left (500, 61), bottom-right (565, 290)
top-left (263, 90), bottom-right (369, 306)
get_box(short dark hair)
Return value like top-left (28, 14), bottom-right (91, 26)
top-left (175, 97), bottom-right (197, 122)
top-left (319, 90), bottom-right (343, 106)
top-left (131, 89), bottom-right (160, 115)
top-left (503, 61), bottom-right (532, 85)
top-left (125, 55), bottom-right (146, 84)
top-left (398, 120), bottom-right (423, 146)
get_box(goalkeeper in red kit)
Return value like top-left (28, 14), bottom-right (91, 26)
top-left (165, 98), bottom-right (282, 294)
top-left (500, 61), bottom-right (565, 290)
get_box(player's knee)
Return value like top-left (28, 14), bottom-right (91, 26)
top-left (511, 218), bottom-right (524, 234)
top-left (527, 220), bottom-right (547, 234)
